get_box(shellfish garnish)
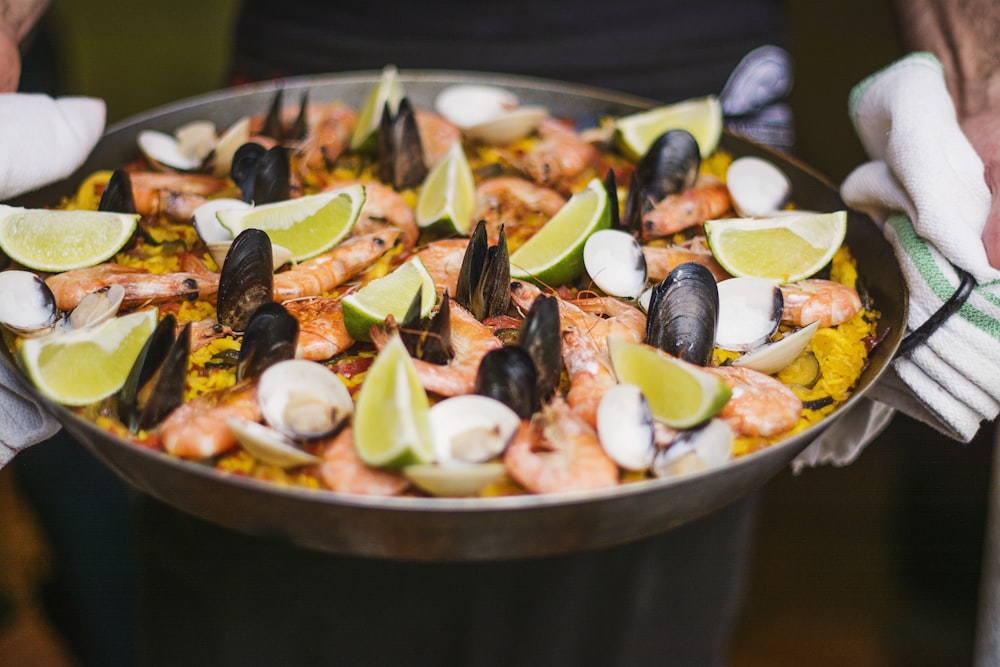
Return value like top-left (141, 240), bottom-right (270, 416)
top-left (227, 417), bottom-right (321, 468)
top-left (651, 419), bottom-right (733, 478)
top-left (733, 320), bottom-right (820, 375)
top-left (715, 276), bottom-right (783, 352)
top-left (137, 120), bottom-right (217, 172)
top-left (403, 462), bottom-right (507, 498)
top-left (583, 228), bottom-right (648, 299)
top-left (434, 84), bottom-right (546, 145)
top-left (726, 156), bottom-right (791, 217)
top-left (257, 359), bottom-right (353, 440)
top-left (0, 270), bottom-right (59, 336)
top-left (66, 284), bottom-right (125, 331)
top-left (596, 383), bottom-right (655, 471)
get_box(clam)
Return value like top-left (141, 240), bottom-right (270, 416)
top-left (192, 198), bottom-right (246, 244)
top-left (404, 462), bottom-right (507, 497)
top-left (596, 383), bottom-right (655, 471)
top-left (428, 394), bottom-right (520, 464)
top-left (66, 285), bottom-right (125, 331)
top-left (651, 419), bottom-right (733, 478)
top-left (645, 262), bottom-right (719, 366)
top-left (715, 277), bottom-right (782, 352)
top-left (0, 270), bottom-right (59, 336)
top-left (434, 84), bottom-right (546, 145)
top-left (733, 320), bottom-right (819, 375)
top-left (137, 120), bottom-right (217, 172)
top-left (583, 228), bottom-right (647, 299)
top-left (635, 129), bottom-right (701, 202)
top-left (227, 417), bottom-right (321, 468)
top-left (257, 359), bottom-right (353, 440)
top-left (211, 116), bottom-right (251, 177)
top-left (726, 156), bottom-right (791, 217)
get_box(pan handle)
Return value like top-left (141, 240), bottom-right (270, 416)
top-left (894, 268), bottom-right (976, 358)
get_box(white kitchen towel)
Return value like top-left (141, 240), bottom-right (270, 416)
top-left (0, 361), bottom-right (60, 466)
top-left (0, 93), bottom-right (105, 201)
top-left (837, 52), bottom-right (1000, 442)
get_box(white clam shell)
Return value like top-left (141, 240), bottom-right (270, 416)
top-left (733, 320), bottom-right (820, 375)
top-left (192, 198), bottom-right (246, 244)
top-left (227, 417), bottom-right (321, 468)
top-left (403, 462), bottom-right (507, 497)
top-left (434, 84), bottom-right (546, 144)
top-left (66, 284), bottom-right (125, 331)
top-left (211, 116), bottom-right (251, 177)
top-left (597, 383), bottom-right (656, 471)
top-left (726, 156), bottom-right (791, 217)
top-left (257, 359), bottom-right (354, 440)
top-left (174, 120), bottom-right (218, 163)
top-left (651, 419), bottom-right (733, 478)
top-left (0, 270), bottom-right (58, 336)
top-left (716, 277), bottom-right (782, 352)
top-left (429, 395), bottom-right (521, 464)
top-left (465, 106), bottom-right (548, 145)
top-left (137, 129), bottom-right (203, 172)
top-left (583, 229), bottom-right (648, 299)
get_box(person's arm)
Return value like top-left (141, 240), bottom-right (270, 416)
top-left (0, 0), bottom-right (50, 91)
top-left (893, 0), bottom-right (1000, 267)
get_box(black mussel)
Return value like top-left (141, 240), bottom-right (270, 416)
top-left (217, 228), bottom-right (275, 331)
top-left (456, 221), bottom-right (511, 320)
top-left (98, 169), bottom-right (137, 214)
top-left (517, 293), bottom-right (561, 401)
top-left (231, 142), bottom-right (267, 202)
top-left (603, 169), bottom-right (621, 230)
top-left (252, 145), bottom-right (291, 204)
top-left (118, 316), bottom-right (189, 432)
top-left (646, 262), bottom-right (718, 366)
top-left (635, 129), bottom-right (701, 202)
top-left (238, 302), bottom-right (299, 381)
top-left (262, 88), bottom-right (309, 144)
top-left (400, 289), bottom-right (454, 365)
top-left (620, 171), bottom-right (645, 239)
top-left (286, 90), bottom-right (309, 142)
top-left (474, 346), bottom-right (539, 419)
top-left (378, 97), bottom-right (428, 190)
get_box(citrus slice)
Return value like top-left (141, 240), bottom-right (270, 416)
top-left (341, 256), bottom-right (436, 342)
top-left (509, 178), bottom-right (610, 286)
top-left (17, 309), bottom-right (158, 406)
top-left (704, 210), bottom-right (847, 283)
top-left (608, 338), bottom-right (731, 429)
top-left (614, 95), bottom-right (722, 160)
top-left (0, 205), bottom-right (138, 272)
top-left (350, 64), bottom-right (405, 151)
top-left (216, 184), bottom-right (365, 262)
top-left (353, 334), bottom-right (434, 468)
top-left (414, 140), bottom-right (476, 234)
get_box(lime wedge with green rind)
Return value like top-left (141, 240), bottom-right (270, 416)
top-left (509, 178), bottom-right (610, 286)
top-left (18, 309), bottom-right (158, 406)
top-left (353, 334), bottom-right (434, 468)
top-left (0, 205), bottom-right (138, 272)
top-left (614, 95), bottom-right (722, 160)
top-left (415, 140), bottom-right (476, 235)
top-left (608, 338), bottom-right (731, 429)
top-left (341, 257), bottom-right (436, 342)
top-left (350, 65), bottom-right (405, 152)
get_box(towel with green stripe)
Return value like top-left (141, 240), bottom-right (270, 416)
top-left (840, 53), bottom-right (998, 442)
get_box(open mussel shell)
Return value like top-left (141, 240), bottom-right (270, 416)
top-left (118, 316), bottom-right (189, 433)
top-left (635, 129), bottom-right (701, 202)
top-left (428, 394), bottom-right (520, 464)
top-left (651, 419), bottom-right (733, 478)
top-left (66, 284), bottom-right (125, 331)
top-left (217, 228), bottom-right (275, 332)
top-left (0, 270), bottom-right (59, 336)
top-left (726, 156), bottom-right (791, 217)
top-left (434, 83), bottom-right (546, 145)
top-left (596, 383), bottom-right (655, 471)
top-left (456, 220), bottom-right (510, 320)
top-left (474, 346), bottom-right (539, 419)
top-left (715, 277), bottom-right (783, 352)
top-left (237, 302), bottom-right (298, 381)
top-left (645, 262), bottom-right (719, 366)
top-left (257, 359), bottom-right (353, 440)
top-left (733, 320), bottom-right (819, 375)
top-left (227, 417), bottom-right (322, 468)
top-left (98, 170), bottom-right (137, 214)
top-left (583, 228), bottom-right (647, 299)
top-left (401, 290), bottom-right (453, 365)
top-left (378, 97), bottom-right (428, 190)
top-left (231, 143), bottom-right (291, 204)
top-left (517, 293), bottom-right (561, 402)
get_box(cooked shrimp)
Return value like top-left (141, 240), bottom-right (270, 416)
top-left (780, 279), bottom-right (863, 328)
top-left (704, 365), bottom-right (802, 438)
top-left (298, 102), bottom-right (358, 170)
top-left (370, 297), bottom-right (502, 397)
top-left (324, 179), bottom-right (418, 251)
top-left (641, 175), bottom-right (731, 240)
top-left (272, 230), bottom-right (399, 300)
top-left (643, 240), bottom-right (731, 282)
top-left (127, 171), bottom-right (230, 221)
top-left (415, 110), bottom-right (462, 167)
top-left (414, 238), bottom-right (469, 296)
top-left (45, 263), bottom-right (220, 312)
top-left (319, 427), bottom-right (409, 496)
top-left (503, 398), bottom-right (618, 494)
top-left (518, 118), bottom-right (598, 195)
top-left (186, 318), bottom-right (233, 352)
top-left (283, 296), bottom-right (354, 361)
top-left (473, 176), bottom-right (566, 245)
top-left (159, 381), bottom-right (260, 459)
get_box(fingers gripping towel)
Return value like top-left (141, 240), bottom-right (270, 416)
top-left (840, 53), bottom-right (1000, 442)
top-left (0, 93), bottom-right (106, 201)
top-left (0, 362), bottom-right (60, 466)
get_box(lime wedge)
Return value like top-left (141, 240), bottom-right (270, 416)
top-left (608, 338), bottom-right (730, 429)
top-left (0, 205), bottom-right (138, 272)
top-left (216, 184), bottom-right (365, 262)
top-left (350, 64), bottom-right (405, 151)
top-left (415, 140), bottom-right (476, 234)
top-left (18, 309), bottom-right (158, 406)
top-left (509, 178), bottom-right (610, 286)
top-left (614, 95), bottom-right (722, 160)
top-left (341, 256), bottom-right (436, 342)
top-left (353, 334), bottom-right (434, 468)
top-left (704, 211), bottom-right (847, 283)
